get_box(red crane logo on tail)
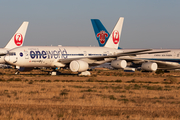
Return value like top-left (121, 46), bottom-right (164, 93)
top-left (97, 31), bottom-right (108, 44)
top-left (112, 30), bottom-right (119, 44)
top-left (14, 33), bottom-right (23, 46)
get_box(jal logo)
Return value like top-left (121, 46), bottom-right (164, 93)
top-left (97, 31), bottom-right (108, 44)
top-left (14, 33), bottom-right (23, 46)
top-left (112, 30), bottom-right (119, 44)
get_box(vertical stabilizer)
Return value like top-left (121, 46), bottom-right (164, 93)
top-left (104, 17), bottom-right (124, 49)
top-left (5, 21), bottom-right (29, 49)
top-left (91, 19), bottom-right (110, 47)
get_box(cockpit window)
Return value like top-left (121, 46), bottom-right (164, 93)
top-left (8, 52), bottom-right (16, 56)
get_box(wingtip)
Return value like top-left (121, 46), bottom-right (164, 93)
top-left (23, 21), bottom-right (29, 24)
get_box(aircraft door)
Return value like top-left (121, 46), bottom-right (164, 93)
top-left (24, 50), bottom-right (29, 59)
top-left (84, 51), bottom-right (87, 57)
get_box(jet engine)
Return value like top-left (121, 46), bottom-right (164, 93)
top-left (141, 62), bottom-right (158, 72)
top-left (0, 56), bottom-right (5, 64)
top-left (111, 60), bottom-right (127, 69)
top-left (70, 60), bottom-right (89, 72)
top-left (0, 48), bottom-right (8, 56)
top-left (16, 66), bottom-right (34, 72)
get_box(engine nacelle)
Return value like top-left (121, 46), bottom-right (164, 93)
top-left (141, 62), bottom-right (158, 72)
top-left (0, 56), bottom-right (5, 64)
top-left (70, 60), bottom-right (89, 72)
top-left (16, 66), bottom-right (34, 72)
top-left (111, 60), bottom-right (127, 69)
top-left (0, 48), bottom-right (8, 55)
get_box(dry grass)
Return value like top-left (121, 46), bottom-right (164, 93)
top-left (0, 68), bottom-right (180, 119)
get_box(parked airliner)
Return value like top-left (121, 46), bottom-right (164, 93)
top-left (91, 18), bottom-right (180, 72)
top-left (0, 21), bottom-right (29, 64)
top-left (4, 17), bottom-right (159, 75)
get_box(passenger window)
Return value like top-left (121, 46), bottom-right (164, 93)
top-left (9, 52), bottom-right (16, 56)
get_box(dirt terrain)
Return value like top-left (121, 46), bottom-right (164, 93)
top-left (0, 68), bottom-right (180, 120)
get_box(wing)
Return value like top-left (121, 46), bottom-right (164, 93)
top-left (0, 48), bottom-right (8, 56)
top-left (118, 49), bottom-right (170, 56)
top-left (56, 49), bottom-right (171, 65)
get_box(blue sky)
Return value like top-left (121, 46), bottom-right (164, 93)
top-left (0, 0), bottom-right (180, 48)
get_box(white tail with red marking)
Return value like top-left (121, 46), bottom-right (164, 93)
top-left (104, 17), bottom-right (124, 49)
top-left (5, 21), bottom-right (29, 49)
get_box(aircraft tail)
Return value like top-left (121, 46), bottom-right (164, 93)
top-left (5, 21), bottom-right (29, 49)
top-left (91, 19), bottom-right (110, 47)
top-left (104, 17), bottom-right (124, 49)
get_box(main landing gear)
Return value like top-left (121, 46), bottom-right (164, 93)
top-left (50, 71), bottom-right (61, 75)
top-left (50, 71), bottom-right (91, 76)
top-left (15, 71), bottom-right (20, 75)
top-left (78, 71), bottom-right (91, 76)
top-left (49, 68), bottom-right (61, 75)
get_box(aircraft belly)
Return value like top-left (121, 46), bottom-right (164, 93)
top-left (17, 59), bottom-right (51, 67)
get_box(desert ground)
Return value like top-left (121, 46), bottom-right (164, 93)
top-left (0, 68), bottom-right (180, 120)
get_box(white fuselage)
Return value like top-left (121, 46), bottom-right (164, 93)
top-left (5, 46), bottom-right (180, 70)
top-left (5, 46), bottom-right (121, 67)
top-left (124, 48), bottom-right (180, 63)
top-left (0, 48), bottom-right (9, 64)
top-left (117, 48), bottom-right (180, 70)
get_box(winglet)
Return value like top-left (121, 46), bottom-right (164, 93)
top-left (104, 17), bottom-right (124, 49)
top-left (5, 21), bottom-right (29, 49)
